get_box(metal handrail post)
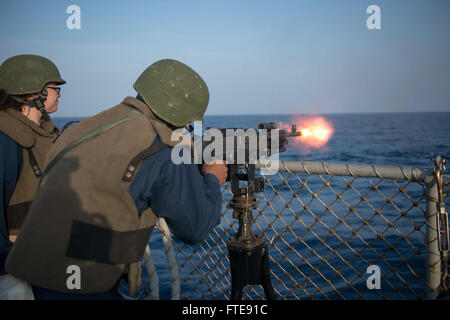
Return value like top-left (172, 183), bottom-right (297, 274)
top-left (425, 173), bottom-right (441, 299)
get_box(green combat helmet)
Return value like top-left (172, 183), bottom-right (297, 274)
top-left (0, 54), bottom-right (66, 120)
top-left (134, 59), bottom-right (209, 127)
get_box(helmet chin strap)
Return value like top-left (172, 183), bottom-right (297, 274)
top-left (12, 89), bottom-right (50, 121)
top-left (29, 96), bottom-right (50, 121)
top-left (36, 86), bottom-right (50, 121)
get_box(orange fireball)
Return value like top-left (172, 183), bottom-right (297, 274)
top-left (280, 115), bottom-right (334, 149)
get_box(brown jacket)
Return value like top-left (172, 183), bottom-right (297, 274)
top-left (0, 109), bottom-right (56, 236)
top-left (6, 97), bottom-right (178, 295)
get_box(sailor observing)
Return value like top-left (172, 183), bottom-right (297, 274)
top-left (0, 54), bottom-right (65, 278)
top-left (5, 59), bottom-right (227, 299)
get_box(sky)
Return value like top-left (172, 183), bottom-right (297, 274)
top-left (0, 0), bottom-right (449, 117)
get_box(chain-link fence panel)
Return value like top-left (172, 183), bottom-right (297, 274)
top-left (145, 160), bottom-right (448, 300)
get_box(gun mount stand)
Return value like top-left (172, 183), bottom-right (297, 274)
top-left (227, 163), bottom-right (276, 300)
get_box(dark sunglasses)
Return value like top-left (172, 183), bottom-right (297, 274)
top-left (47, 86), bottom-right (61, 94)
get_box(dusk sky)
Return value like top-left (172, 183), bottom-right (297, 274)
top-left (1, 0), bottom-right (449, 117)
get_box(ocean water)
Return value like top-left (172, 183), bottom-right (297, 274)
top-left (53, 112), bottom-right (450, 300)
top-left (54, 112), bottom-right (450, 167)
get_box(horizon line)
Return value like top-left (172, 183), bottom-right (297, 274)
top-left (53, 110), bottom-right (450, 118)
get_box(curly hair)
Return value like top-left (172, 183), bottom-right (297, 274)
top-left (0, 89), bottom-right (26, 112)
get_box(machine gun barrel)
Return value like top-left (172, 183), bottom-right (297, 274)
top-left (258, 122), bottom-right (301, 136)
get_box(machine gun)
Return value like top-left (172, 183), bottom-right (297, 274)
top-left (201, 122), bottom-right (300, 300)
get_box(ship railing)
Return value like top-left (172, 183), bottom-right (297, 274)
top-left (132, 157), bottom-right (449, 300)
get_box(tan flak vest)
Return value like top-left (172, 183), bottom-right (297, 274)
top-left (6, 97), bottom-right (178, 295)
top-left (40, 118), bottom-right (60, 137)
top-left (0, 109), bottom-right (56, 236)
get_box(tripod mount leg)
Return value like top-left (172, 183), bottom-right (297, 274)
top-left (228, 241), bottom-right (276, 300)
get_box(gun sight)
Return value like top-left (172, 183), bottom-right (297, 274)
top-left (258, 122), bottom-right (301, 137)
